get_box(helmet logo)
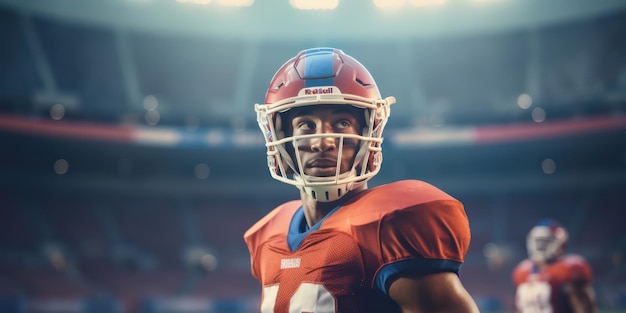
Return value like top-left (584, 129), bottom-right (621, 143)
top-left (299, 86), bottom-right (340, 96)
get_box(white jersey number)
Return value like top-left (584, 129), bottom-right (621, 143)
top-left (261, 283), bottom-right (336, 313)
top-left (515, 281), bottom-right (553, 313)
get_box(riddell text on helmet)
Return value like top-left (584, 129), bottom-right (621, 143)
top-left (302, 87), bottom-right (336, 95)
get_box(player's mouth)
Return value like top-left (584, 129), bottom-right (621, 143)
top-left (306, 159), bottom-right (339, 176)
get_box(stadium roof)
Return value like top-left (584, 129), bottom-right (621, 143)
top-left (1, 0), bottom-right (626, 39)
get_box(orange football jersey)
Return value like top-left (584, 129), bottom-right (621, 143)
top-left (512, 254), bottom-right (593, 313)
top-left (244, 180), bottom-right (471, 313)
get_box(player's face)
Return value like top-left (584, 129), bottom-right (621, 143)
top-left (286, 105), bottom-right (363, 177)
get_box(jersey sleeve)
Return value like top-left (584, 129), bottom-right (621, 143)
top-left (373, 198), bottom-right (471, 294)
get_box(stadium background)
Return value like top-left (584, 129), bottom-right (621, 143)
top-left (0, 0), bottom-right (625, 312)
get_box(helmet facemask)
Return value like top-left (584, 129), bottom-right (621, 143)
top-left (526, 224), bottom-right (568, 263)
top-left (255, 90), bottom-right (394, 202)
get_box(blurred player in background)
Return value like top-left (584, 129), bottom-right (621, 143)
top-left (243, 47), bottom-right (479, 312)
top-left (512, 218), bottom-right (598, 313)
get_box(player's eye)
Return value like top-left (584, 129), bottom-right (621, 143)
top-left (336, 120), bottom-right (350, 129)
top-left (295, 120), bottom-right (315, 131)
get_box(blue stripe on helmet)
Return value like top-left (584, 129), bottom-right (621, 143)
top-left (537, 218), bottom-right (562, 228)
top-left (304, 48), bottom-right (335, 88)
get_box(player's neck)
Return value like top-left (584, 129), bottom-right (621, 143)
top-left (533, 259), bottom-right (553, 269)
top-left (300, 184), bottom-right (368, 227)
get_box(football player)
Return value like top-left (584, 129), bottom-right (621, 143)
top-left (512, 219), bottom-right (598, 313)
top-left (244, 47), bottom-right (479, 312)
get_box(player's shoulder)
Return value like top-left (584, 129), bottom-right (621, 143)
top-left (369, 179), bottom-right (457, 201)
top-left (334, 179), bottom-right (469, 243)
top-left (554, 254), bottom-right (593, 283)
top-left (513, 259), bottom-right (534, 273)
top-left (355, 179), bottom-right (460, 211)
top-left (514, 259), bottom-right (534, 270)
top-left (512, 259), bottom-right (534, 285)
top-left (243, 200), bottom-right (301, 242)
top-left (559, 254), bottom-right (590, 266)
top-left (337, 179), bottom-right (466, 227)
top-left (556, 254), bottom-right (593, 274)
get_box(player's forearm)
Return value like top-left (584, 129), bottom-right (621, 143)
top-left (570, 299), bottom-right (598, 313)
top-left (568, 285), bottom-right (598, 313)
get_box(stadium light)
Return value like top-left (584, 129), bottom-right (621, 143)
top-left (542, 159), bottom-right (556, 174)
top-left (374, 0), bottom-right (447, 9)
top-left (409, 0), bottom-right (447, 7)
top-left (217, 0), bottom-right (254, 6)
top-left (176, 0), bottom-right (212, 4)
top-left (290, 0), bottom-right (339, 10)
top-left (532, 107), bottom-right (546, 123)
top-left (468, 0), bottom-right (504, 4)
top-left (517, 93), bottom-right (533, 109)
top-left (50, 104), bottom-right (65, 120)
top-left (373, 0), bottom-right (404, 9)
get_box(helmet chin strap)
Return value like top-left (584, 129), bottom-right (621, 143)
top-left (294, 170), bottom-right (365, 202)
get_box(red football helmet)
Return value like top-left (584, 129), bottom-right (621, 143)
top-left (255, 47), bottom-right (395, 202)
top-left (526, 218), bottom-right (569, 263)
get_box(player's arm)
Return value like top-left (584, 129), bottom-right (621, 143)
top-left (375, 192), bottom-right (476, 312)
top-left (567, 283), bottom-right (598, 313)
top-left (565, 256), bottom-right (598, 313)
top-left (388, 271), bottom-right (480, 313)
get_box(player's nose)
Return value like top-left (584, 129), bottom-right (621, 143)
top-left (310, 124), bottom-right (337, 152)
